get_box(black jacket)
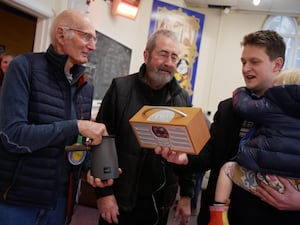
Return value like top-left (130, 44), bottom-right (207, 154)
top-left (187, 98), bottom-right (244, 225)
top-left (95, 64), bottom-right (194, 212)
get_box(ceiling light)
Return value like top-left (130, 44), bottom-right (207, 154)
top-left (253, 0), bottom-right (261, 6)
top-left (223, 7), bottom-right (230, 14)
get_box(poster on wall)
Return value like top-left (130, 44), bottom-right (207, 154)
top-left (149, 0), bottom-right (205, 101)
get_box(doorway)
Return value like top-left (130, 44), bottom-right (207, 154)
top-left (0, 2), bottom-right (37, 55)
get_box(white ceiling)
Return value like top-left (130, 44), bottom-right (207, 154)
top-left (184, 0), bottom-right (300, 15)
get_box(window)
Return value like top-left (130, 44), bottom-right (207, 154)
top-left (264, 16), bottom-right (300, 69)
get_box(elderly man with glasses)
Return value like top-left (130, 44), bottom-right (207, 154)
top-left (0, 9), bottom-right (111, 225)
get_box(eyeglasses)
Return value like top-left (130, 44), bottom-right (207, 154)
top-left (62, 27), bottom-right (97, 44)
top-left (156, 50), bottom-right (179, 63)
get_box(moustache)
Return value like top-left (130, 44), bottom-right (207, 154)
top-left (157, 66), bottom-right (173, 74)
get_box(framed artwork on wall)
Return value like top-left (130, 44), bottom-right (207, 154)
top-left (149, 0), bottom-right (205, 101)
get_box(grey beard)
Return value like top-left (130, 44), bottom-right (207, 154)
top-left (148, 72), bottom-right (172, 87)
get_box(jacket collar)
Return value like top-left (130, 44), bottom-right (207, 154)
top-left (45, 44), bottom-right (87, 87)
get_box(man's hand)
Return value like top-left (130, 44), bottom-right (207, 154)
top-left (174, 197), bottom-right (191, 225)
top-left (154, 146), bottom-right (188, 165)
top-left (256, 175), bottom-right (300, 210)
top-left (77, 120), bottom-right (108, 145)
top-left (97, 195), bottom-right (119, 224)
top-left (86, 170), bottom-right (114, 188)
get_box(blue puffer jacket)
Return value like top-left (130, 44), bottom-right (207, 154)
top-left (0, 45), bottom-right (93, 209)
top-left (233, 86), bottom-right (300, 178)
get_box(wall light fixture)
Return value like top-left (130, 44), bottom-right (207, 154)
top-left (111, 0), bottom-right (140, 20)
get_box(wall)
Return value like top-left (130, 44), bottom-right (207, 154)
top-left (11, 0), bottom-right (268, 121)
top-left (201, 12), bottom-right (266, 117)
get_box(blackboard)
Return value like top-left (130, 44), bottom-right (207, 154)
top-left (85, 31), bottom-right (132, 100)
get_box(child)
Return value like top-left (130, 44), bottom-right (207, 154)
top-left (209, 69), bottom-right (300, 225)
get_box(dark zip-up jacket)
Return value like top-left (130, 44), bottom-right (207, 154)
top-left (95, 63), bottom-right (194, 211)
top-left (0, 45), bottom-right (93, 210)
top-left (188, 98), bottom-right (246, 225)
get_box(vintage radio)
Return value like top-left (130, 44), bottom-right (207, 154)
top-left (129, 106), bottom-right (210, 155)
